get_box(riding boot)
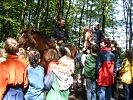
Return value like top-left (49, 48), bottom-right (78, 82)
top-left (59, 43), bottom-right (67, 57)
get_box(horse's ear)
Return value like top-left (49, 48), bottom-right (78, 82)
top-left (29, 28), bottom-right (34, 33)
top-left (22, 28), bottom-right (25, 32)
top-left (20, 28), bottom-right (25, 34)
top-left (84, 26), bottom-right (87, 31)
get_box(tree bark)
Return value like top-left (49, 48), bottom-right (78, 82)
top-left (21, 0), bottom-right (27, 29)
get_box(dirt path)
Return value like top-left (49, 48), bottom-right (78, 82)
top-left (69, 77), bottom-right (125, 100)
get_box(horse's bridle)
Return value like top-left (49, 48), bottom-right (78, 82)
top-left (23, 30), bottom-right (56, 51)
top-left (22, 31), bottom-right (33, 49)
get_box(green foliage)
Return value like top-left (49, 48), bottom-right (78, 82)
top-left (0, 0), bottom-right (125, 50)
top-left (0, 41), bottom-right (4, 48)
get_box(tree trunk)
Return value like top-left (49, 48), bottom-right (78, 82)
top-left (129, 0), bottom-right (132, 50)
top-left (20, 0), bottom-right (27, 29)
top-left (33, 0), bottom-right (41, 30)
top-left (101, 2), bottom-right (106, 33)
top-left (65, 0), bottom-right (71, 22)
top-left (78, 2), bottom-right (85, 48)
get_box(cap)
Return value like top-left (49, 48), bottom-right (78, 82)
top-left (95, 22), bottom-right (100, 25)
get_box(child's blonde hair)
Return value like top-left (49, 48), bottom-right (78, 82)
top-left (56, 55), bottom-right (74, 76)
top-left (46, 49), bottom-right (59, 62)
top-left (4, 38), bottom-right (19, 54)
top-left (18, 48), bottom-right (27, 59)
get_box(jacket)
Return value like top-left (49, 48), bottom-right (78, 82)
top-left (74, 52), bottom-right (84, 69)
top-left (119, 58), bottom-right (132, 84)
top-left (0, 55), bottom-right (28, 100)
top-left (92, 27), bottom-right (105, 45)
top-left (51, 26), bottom-right (69, 42)
top-left (83, 54), bottom-right (98, 79)
top-left (24, 65), bottom-right (45, 100)
top-left (96, 47), bottom-right (115, 86)
top-left (46, 75), bottom-right (70, 100)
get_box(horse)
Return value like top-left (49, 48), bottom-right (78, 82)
top-left (74, 27), bottom-right (95, 89)
top-left (18, 28), bottom-right (78, 74)
top-left (83, 27), bottom-right (94, 48)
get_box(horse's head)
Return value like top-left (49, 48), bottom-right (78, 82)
top-left (83, 27), bottom-right (93, 48)
top-left (18, 28), bottom-right (34, 49)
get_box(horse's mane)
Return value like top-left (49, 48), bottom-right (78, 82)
top-left (31, 30), bottom-right (53, 43)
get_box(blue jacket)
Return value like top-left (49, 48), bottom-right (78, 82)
top-left (24, 65), bottom-right (45, 100)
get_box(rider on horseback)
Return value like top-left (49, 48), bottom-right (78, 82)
top-left (51, 18), bottom-right (69, 48)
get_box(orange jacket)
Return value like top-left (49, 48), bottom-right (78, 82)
top-left (0, 55), bottom-right (28, 100)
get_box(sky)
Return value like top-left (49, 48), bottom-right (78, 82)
top-left (108, 0), bottom-right (127, 50)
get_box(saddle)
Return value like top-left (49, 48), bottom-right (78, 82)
top-left (55, 41), bottom-right (71, 57)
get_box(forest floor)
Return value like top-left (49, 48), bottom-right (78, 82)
top-left (69, 76), bottom-right (125, 100)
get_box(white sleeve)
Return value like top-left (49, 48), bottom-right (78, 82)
top-left (81, 54), bottom-right (86, 66)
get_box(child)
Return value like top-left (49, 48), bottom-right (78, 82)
top-left (0, 48), bottom-right (6, 62)
top-left (119, 50), bottom-right (132, 100)
top-left (17, 48), bottom-right (29, 67)
top-left (24, 49), bottom-right (45, 100)
top-left (0, 37), bottom-right (28, 100)
top-left (46, 55), bottom-right (74, 100)
top-left (83, 44), bottom-right (99, 100)
top-left (46, 49), bottom-right (59, 74)
top-left (96, 38), bottom-right (116, 100)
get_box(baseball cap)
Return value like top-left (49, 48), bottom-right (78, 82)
top-left (95, 22), bottom-right (100, 25)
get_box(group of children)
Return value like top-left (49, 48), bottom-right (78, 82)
top-left (0, 37), bottom-right (75, 100)
top-left (75, 38), bottom-right (133, 100)
top-left (0, 37), bottom-right (133, 100)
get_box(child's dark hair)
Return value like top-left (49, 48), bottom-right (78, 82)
top-left (91, 44), bottom-right (99, 54)
top-left (124, 50), bottom-right (133, 64)
top-left (111, 40), bottom-right (117, 47)
top-left (28, 49), bottom-right (40, 67)
top-left (101, 38), bottom-right (111, 47)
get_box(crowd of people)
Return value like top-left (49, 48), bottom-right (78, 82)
top-left (0, 18), bottom-right (133, 100)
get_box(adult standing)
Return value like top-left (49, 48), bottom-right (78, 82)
top-left (51, 18), bottom-right (69, 48)
top-left (92, 22), bottom-right (105, 46)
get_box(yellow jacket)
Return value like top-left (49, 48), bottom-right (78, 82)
top-left (119, 58), bottom-right (132, 84)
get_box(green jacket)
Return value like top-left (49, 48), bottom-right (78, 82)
top-left (46, 75), bottom-right (70, 100)
top-left (83, 54), bottom-right (98, 79)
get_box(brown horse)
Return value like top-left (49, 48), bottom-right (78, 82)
top-left (83, 27), bottom-right (94, 48)
top-left (18, 28), bottom-right (78, 73)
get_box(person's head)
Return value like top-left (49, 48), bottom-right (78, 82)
top-left (91, 44), bottom-right (99, 54)
top-left (0, 49), bottom-right (6, 57)
top-left (124, 50), bottom-right (133, 64)
top-left (57, 55), bottom-right (74, 76)
top-left (28, 49), bottom-right (40, 67)
top-left (17, 48), bottom-right (27, 59)
top-left (46, 49), bottom-right (59, 63)
top-left (94, 22), bottom-right (100, 29)
top-left (58, 18), bottom-right (66, 28)
top-left (4, 38), bottom-right (19, 55)
top-left (100, 38), bottom-right (111, 48)
top-left (111, 40), bottom-right (117, 47)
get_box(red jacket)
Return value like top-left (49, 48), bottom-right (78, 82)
top-left (0, 55), bottom-right (28, 100)
top-left (96, 47), bottom-right (115, 86)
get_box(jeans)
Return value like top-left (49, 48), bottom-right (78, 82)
top-left (86, 78), bottom-right (96, 100)
top-left (123, 83), bottom-right (131, 100)
top-left (97, 85), bottom-right (112, 100)
top-left (112, 74), bottom-right (119, 99)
